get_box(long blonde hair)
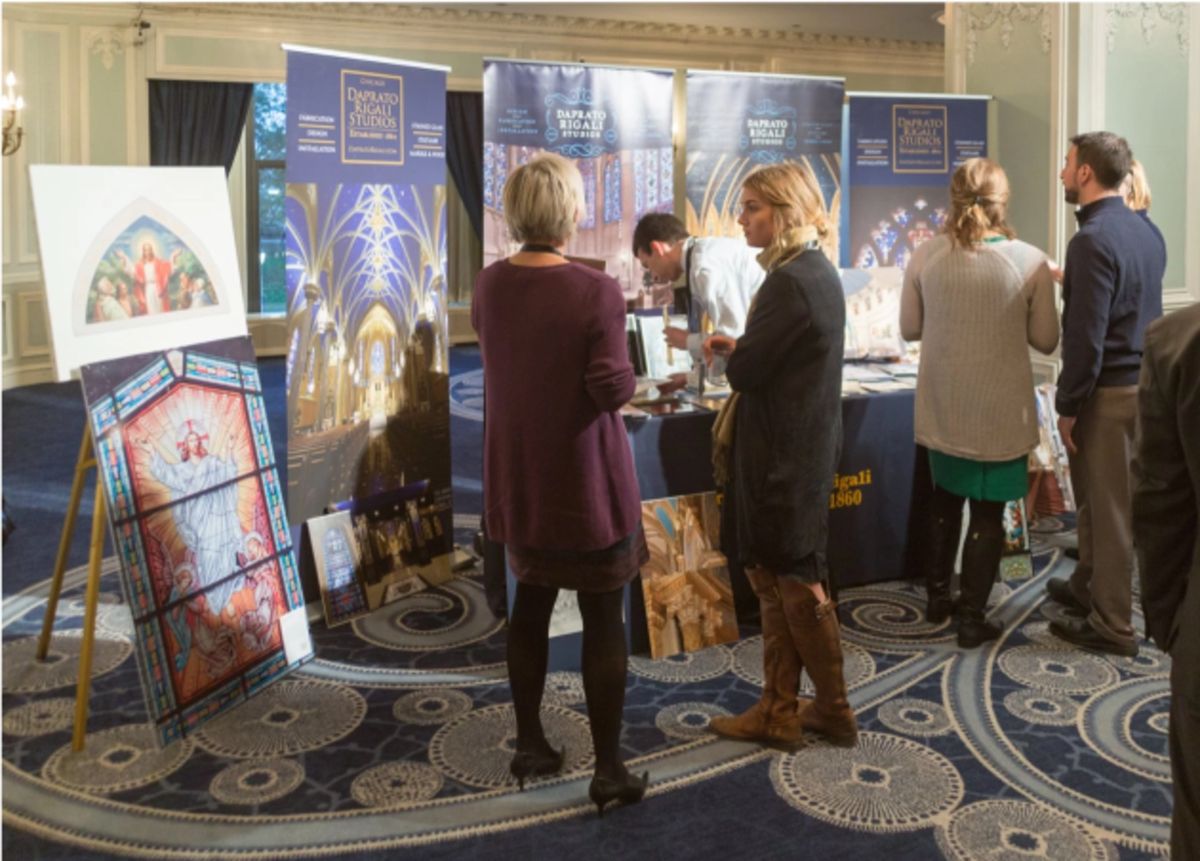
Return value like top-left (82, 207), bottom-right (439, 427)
top-left (1122, 159), bottom-right (1151, 212)
top-left (947, 157), bottom-right (1016, 247)
top-left (741, 161), bottom-right (836, 265)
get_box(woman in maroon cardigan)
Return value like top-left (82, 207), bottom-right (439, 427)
top-left (471, 153), bottom-right (648, 816)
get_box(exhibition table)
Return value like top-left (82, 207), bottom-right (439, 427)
top-left (626, 388), bottom-right (927, 592)
top-left (501, 388), bottom-right (929, 668)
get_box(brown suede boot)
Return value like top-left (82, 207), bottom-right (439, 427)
top-left (777, 578), bottom-right (858, 748)
top-left (709, 569), bottom-right (804, 750)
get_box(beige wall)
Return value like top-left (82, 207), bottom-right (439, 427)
top-left (1, 2), bottom-right (945, 387)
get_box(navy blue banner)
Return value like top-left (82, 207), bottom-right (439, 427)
top-left (484, 60), bottom-right (672, 157)
top-left (845, 94), bottom-right (988, 268)
top-left (286, 47), bottom-right (447, 185)
top-left (283, 46), bottom-right (454, 591)
top-left (685, 71), bottom-right (845, 249)
top-left (483, 60), bottom-right (674, 298)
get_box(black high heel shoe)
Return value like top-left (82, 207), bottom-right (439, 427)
top-left (509, 746), bottom-right (565, 791)
top-left (588, 771), bottom-right (649, 817)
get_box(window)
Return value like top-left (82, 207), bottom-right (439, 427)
top-left (245, 83), bottom-right (287, 314)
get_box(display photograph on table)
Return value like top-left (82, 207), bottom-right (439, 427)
top-left (309, 481), bottom-right (454, 627)
top-left (685, 70), bottom-right (844, 256)
top-left (1032, 383), bottom-right (1076, 515)
top-left (283, 47), bottom-right (454, 586)
top-left (483, 59), bottom-right (675, 302)
top-left (839, 266), bottom-right (907, 360)
top-left (79, 336), bottom-right (312, 746)
top-left (308, 510), bottom-right (370, 626)
top-left (29, 165), bottom-right (248, 381)
top-left (633, 310), bottom-right (693, 381)
top-left (639, 493), bottom-right (739, 660)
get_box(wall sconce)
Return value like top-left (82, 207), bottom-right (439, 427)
top-left (2, 72), bottom-right (25, 157)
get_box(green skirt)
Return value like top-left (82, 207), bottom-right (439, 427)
top-left (928, 450), bottom-right (1028, 502)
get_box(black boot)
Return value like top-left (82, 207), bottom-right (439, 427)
top-left (927, 485), bottom-right (963, 624)
top-left (956, 500), bottom-right (1006, 648)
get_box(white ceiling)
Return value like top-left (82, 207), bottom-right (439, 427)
top-left (451, 2), bottom-right (946, 43)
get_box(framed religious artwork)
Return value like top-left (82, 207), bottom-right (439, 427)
top-left (79, 336), bottom-right (312, 747)
top-left (308, 480), bottom-right (453, 628)
top-left (30, 165), bottom-right (248, 381)
top-left (841, 266), bottom-right (908, 361)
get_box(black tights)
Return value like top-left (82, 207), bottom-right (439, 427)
top-left (930, 483), bottom-right (1006, 615)
top-left (507, 581), bottom-right (630, 781)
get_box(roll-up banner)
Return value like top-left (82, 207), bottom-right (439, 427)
top-left (840, 93), bottom-right (989, 359)
top-left (844, 93), bottom-right (989, 270)
top-left (283, 46), bottom-right (457, 586)
top-left (685, 70), bottom-right (845, 256)
top-left (483, 59), bottom-right (674, 300)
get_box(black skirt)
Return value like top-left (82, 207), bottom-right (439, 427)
top-left (506, 525), bottom-right (648, 593)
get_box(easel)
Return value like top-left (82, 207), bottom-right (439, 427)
top-left (35, 425), bottom-right (108, 752)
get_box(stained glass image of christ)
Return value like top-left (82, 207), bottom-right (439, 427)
top-left (80, 337), bottom-right (311, 746)
top-left (83, 213), bottom-right (219, 326)
top-left (158, 554), bottom-right (287, 704)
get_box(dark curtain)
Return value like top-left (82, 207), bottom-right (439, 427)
top-left (149, 80), bottom-right (253, 174)
top-left (445, 91), bottom-right (483, 241)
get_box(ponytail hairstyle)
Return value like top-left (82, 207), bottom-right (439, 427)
top-left (947, 157), bottom-right (1016, 247)
top-left (741, 160), bottom-right (836, 265)
top-left (1121, 159), bottom-right (1151, 212)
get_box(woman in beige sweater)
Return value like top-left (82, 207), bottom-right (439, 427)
top-left (900, 158), bottom-right (1059, 647)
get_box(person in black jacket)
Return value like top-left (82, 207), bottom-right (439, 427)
top-left (1132, 302), bottom-right (1200, 859)
top-left (705, 162), bottom-right (857, 749)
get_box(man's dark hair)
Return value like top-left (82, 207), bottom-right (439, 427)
top-left (1070, 131), bottom-right (1132, 190)
top-left (632, 213), bottom-right (689, 256)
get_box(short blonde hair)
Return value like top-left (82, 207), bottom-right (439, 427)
top-left (947, 157), bottom-right (1016, 247)
top-left (742, 160), bottom-right (835, 262)
top-left (1122, 159), bottom-right (1151, 212)
top-left (502, 152), bottom-right (584, 245)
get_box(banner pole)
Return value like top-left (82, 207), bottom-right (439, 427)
top-left (36, 424), bottom-right (96, 661)
top-left (71, 478), bottom-right (107, 752)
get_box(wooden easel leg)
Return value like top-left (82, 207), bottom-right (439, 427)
top-left (71, 479), bottom-right (107, 752)
top-left (37, 427), bottom-right (96, 661)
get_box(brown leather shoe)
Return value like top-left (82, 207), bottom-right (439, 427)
top-left (777, 578), bottom-right (858, 748)
top-left (709, 569), bottom-right (804, 750)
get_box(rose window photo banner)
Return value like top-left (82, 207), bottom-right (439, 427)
top-left (841, 93), bottom-right (990, 358)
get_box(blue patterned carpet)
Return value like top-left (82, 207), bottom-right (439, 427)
top-left (1, 349), bottom-right (1173, 859)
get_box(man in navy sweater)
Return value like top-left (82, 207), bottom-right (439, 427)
top-left (1046, 131), bottom-right (1165, 657)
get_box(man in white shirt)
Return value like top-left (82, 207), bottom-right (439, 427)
top-left (633, 214), bottom-right (766, 626)
top-left (633, 214), bottom-right (764, 368)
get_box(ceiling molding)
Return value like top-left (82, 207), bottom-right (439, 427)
top-left (1107, 3), bottom-right (1190, 56)
top-left (139, 3), bottom-right (944, 55)
top-left (4, 2), bottom-right (943, 79)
